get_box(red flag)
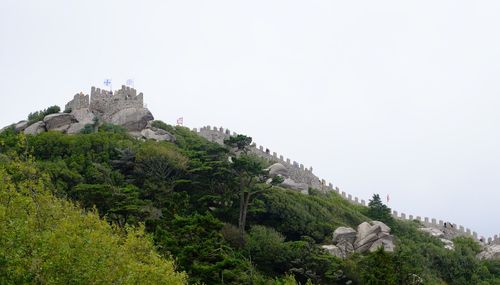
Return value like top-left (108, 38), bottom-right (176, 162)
top-left (176, 117), bottom-right (183, 126)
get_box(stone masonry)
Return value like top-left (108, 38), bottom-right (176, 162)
top-left (66, 85), bottom-right (144, 121)
top-left (194, 125), bottom-right (499, 244)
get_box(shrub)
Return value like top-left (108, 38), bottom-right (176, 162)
top-left (27, 105), bottom-right (61, 125)
top-left (151, 120), bottom-right (175, 133)
top-left (0, 164), bottom-right (187, 285)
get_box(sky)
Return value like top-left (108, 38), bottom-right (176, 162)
top-left (1, 1), bottom-right (499, 238)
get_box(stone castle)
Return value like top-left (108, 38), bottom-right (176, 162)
top-left (65, 86), bottom-right (144, 121)
top-left (194, 125), bottom-right (500, 245)
top-left (18, 86), bottom-right (169, 141)
top-left (4, 86), bottom-right (498, 248)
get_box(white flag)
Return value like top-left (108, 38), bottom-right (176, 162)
top-left (176, 117), bottom-right (184, 126)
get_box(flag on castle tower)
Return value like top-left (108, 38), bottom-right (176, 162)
top-left (176, 117), bottom-right (184, 126)
top-left (104, 79), bottom-right (112, 87)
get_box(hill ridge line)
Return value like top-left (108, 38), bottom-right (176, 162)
top-left (193, 125), bottom-right (499, 244)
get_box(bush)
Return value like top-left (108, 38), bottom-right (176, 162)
top-left (251, 189), bottom-right (366, 242)
top-left (366, 194), bottom-right (394, 225)
top-left (98, 123), bottom-right (127, 134)
top-left (0, 164), bottom-right (186, 285)
top-left (151, 120), bottom-right (175, 133)
top-left (245, 226), bottom-right (289, 275)
top-left (27, 105), bottom-right (61, 125)
top-left (80, 123), bottom-right (95, 134)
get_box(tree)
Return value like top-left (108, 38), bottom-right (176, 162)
top-left (224, 135), bottom-right (283, 240)
top-left (0, 161), bottom-right (186, 285)
top-left (367, 194), bottom-right (393, 224)
top-left (245, 225), bottom-right (289, 274)
top-left (359, 247), bottom-right (398, 285)
top-left (224, 134), bottom-right (253, 154)
top-left (27, 105), bottom-right (61, 125)
top-left (155, 213), bottom-right (255, 284)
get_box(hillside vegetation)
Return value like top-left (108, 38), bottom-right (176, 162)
top-left (1, 118), bottom-right (499, 284)
top-left (0, 154), bottom-right (186, 284)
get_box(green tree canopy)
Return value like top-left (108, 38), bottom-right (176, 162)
top-left (0, 160), bottom-right (186, 285)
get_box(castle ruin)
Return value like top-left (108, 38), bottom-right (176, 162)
top-left (193, 125), bottom-right (500, 245)
top-left (65, 85), bottom-right (144, 121)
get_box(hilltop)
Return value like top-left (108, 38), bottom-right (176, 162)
top-left (1, 86), bottom-right (500, 284)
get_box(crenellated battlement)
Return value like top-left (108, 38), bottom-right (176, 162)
top-left (194, 125), bottom-right (365, 204)
top-left (89, 85), bottom-right (144, 119)
top-left (388, 210), bottom-right (500, 243)
top-left (65, 93), bottom-right (90, 111)
top-left (193, 125), bottom-right (499, 243)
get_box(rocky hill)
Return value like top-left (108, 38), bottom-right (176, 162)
top-left (1, 86), bottom-right (500, 284)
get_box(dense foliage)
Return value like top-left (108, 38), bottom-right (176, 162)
top-left (1, 121), bottom-right (499, 284)
top-left (0, 155), bottom-right (186, 284)
top-left (27, 105), bottom-right (61, 125)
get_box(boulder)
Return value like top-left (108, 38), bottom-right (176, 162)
top-left (43, 113), bottom-right (77, 131)
top-left (355, 233), bottom-right (379, 252)
top-left (356, 222), bottom-right (372, 240)
top-left (24, 121), bottom-right (46, 135)
top-left (354, 221), bottom-right (394, 253)
top-left (281, 178), bottom-right (309, 194)
top-left (71, 108), bottom-right (96, 125)
top-left (141, 128), bottom-right (175, 142)
top-left (355, 222), bottom-right (382, 244)
top-left (266, 163), bottom-right (289, 177)
top-left (325, 221), bottom-right (396, 257)
top-left (321, 245), bottom-right (343, 258)
top-left (336, 239), bottom-right (355, 258)
top-left (419, 227), bottom-right (445, 238)
top-left (477, 244), bottom-right (500, 260)
top-left (67, 123), bottom-right (88, 134)
top-left (322, 241), bottom-right (354, 259)
top-left (369, 238), bottom-right (395, 252)
top-left (440, 238), bottom-right (454, 250)
top-left (109, 108), bottom-right (154, 131)
top-left (372, 221), bottom-right (391, 233)
top-left (333, 227), bottom-right (357, 244)
top-left (14, 121), bottom-right (28, 132)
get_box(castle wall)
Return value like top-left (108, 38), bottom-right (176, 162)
top-left (65, 93), bottom-right (90, 111)
top-left (194, 125), bottom-right (498, 243)
top-left (194, 125), bottom-right (365, 206)
top-left (63, 89), bottom-right (499, 244)
top-left (89, 85), bottom-right (144, 119)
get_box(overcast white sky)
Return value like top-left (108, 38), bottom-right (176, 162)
top-left (1, 0), bottom-right (499, 237)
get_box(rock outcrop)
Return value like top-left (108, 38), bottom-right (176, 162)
top-left (323, 221), bottom-right (395, 259)
top-left (478, 244), bottom-right (500, 260)
top-left (322, 226), bottom-right (358, 259)
top-left (266, 163), bottom-right (289, 177)
top-left (43, 113), bottom-right (77, 132)
top-left (419, 227), bottom-right (445, 238)
top-left (440, 238), bottom-right (454, 250)
top-left (24, 121), bottom-right (46, 135)
top-left (354, 221), bottom-right (395, 253)
top-left (266, 162), bottom-right (309, 194)
top-left (109, 108), bottom-right (154, 132)
top-left (321, 245), bottom-right (345, 258)
top-left (71, 108), bottom-right (96, 125)
top-left (281, 178), bottom-right (309, 193)
top-left (333, 227), bottom-right (357, 244)
top-left (66, 109), bottom-right (97, 134)
top-left (141, 128), bottom-right (175, 142)
top-left (7, 86), bottom-right (156, 136)
top-left (14, 121), bottom-right (28, 132)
